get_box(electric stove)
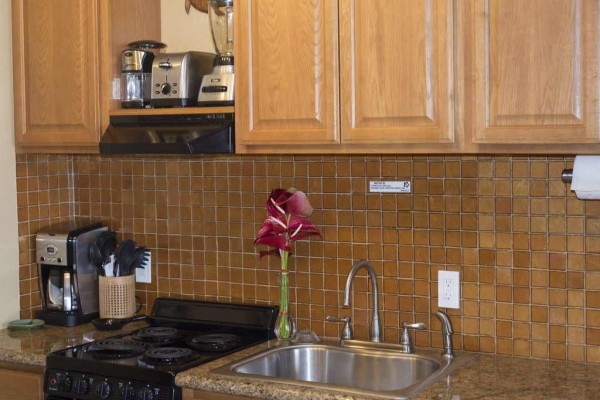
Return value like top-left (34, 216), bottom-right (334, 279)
top-left (44, 298), bottom-right (278, 400)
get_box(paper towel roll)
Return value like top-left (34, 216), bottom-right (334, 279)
top-left (571, 156), bottom-right (600, 200)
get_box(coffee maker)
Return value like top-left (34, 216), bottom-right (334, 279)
top-left (120, 40), bottom-right (166, 108)
top-left (36, 220), bottom-right (107, 326)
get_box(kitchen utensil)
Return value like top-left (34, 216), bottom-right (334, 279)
top-left (127, 246), bottom-right (148, 275)
top-left (115, 239), bottom-right (136, 276)
top-left (89, 231), bottom-right (117, 276)
top-left (91, 314), bottom-right (147, 331)
top-left (97, 231), bottom-right (117, 264)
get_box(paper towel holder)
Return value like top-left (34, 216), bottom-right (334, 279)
top-left (561, 169), bottom-right (573, 183)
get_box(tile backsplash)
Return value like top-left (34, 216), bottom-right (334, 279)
top-left (16, 154), bottom-right (600, 363)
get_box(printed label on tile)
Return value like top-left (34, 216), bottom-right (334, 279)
top-left (369, 181), bottom-right (411, 193)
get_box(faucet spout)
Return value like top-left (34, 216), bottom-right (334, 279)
top-left (343, 260), bottom-right (382, 342)
top-left (435, 310), bottom-right (455, 359)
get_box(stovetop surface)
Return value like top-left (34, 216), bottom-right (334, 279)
top-left (44, 298), bottom-right (278, 400)
top-left (50, 324), bottom-right (269, 374)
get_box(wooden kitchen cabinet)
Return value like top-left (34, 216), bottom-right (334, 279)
top-left (234, 0), bottom-right (340, 151)
top-left (0, 362), bottom-right (44, 400)
top-left (11, 0), bottom-right (160, 153)
top-left (462, 0), bottom-right (600, 152)
top-left (235, 0), bottom-right (459, 154)
top-left (237, 0), bottom-right (600, 154)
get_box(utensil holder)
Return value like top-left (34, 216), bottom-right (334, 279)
top-left (99, 275), bottom-right (136, 319)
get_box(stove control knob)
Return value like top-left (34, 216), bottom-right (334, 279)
top-left (73, 377), bottom-right (90, 395)
top-left (139, 387), bottom-right (155, 400)
top-left (120, 384), bottom-right (136, 400)
top-left (59, 375), bottom-right (72, 392)
top-left (96, 381), bottom-right (112, 399)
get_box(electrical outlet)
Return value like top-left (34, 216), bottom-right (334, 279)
top-left (135, 250), bottom-right (152, 284)
top-left (438, 270), bottom-right (460, 309)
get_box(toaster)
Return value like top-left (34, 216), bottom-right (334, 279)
top-left (151, 52), bottom-right (214, 107)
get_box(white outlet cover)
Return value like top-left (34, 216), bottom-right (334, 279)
top-left (438, 270), bottom-right (460, 309)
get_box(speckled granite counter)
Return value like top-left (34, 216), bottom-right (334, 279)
top-left (1, 326), bottom-right (598, 399)
top-left (176, 341), bottom-right (600, 400)
top-left (0, 322), bottom-right (145, 367)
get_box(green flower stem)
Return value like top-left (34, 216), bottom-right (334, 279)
top-left (278, 250), bottom-right (291, 339)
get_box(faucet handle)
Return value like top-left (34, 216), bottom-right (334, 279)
top-left (399, 321), bottom-right (426, 353)
top-left (402, 322), bottom-right (426, 330)
top-left (326, 316), bottom-right (353, 340)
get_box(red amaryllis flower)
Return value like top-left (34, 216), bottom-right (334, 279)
top-left (254, 188), bottom-right (321, 259)
top-left (255, 188), bottom-right (321, 340)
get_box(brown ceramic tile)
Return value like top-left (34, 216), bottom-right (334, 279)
top-left (14, 154), bottom-right (600, 363)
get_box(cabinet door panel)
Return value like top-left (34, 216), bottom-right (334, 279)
top-left (340, 0), bottom-right (455, 145)
top-left (235, 0), bottom-right (339, 150)
top-left (12, 0), bottom-right (100, 148)
top-left (0, 368), bottom-right (43, 400)
top-left (470, 0), bottom-right (599, 144)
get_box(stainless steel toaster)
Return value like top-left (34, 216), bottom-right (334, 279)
top-left (151, 51), bottom-right (214, 107)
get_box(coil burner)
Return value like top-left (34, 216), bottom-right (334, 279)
top-left (189, 333), bottom-right (242, 352)
top-left (133, 327), bottom-right (185, 345)
top-left (87, 339), bottom-right (147, 359)
top-left (140, 347), bottom-right (199, 366)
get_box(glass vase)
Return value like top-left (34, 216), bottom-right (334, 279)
top-left (274, 270), bottom-right (296, 340)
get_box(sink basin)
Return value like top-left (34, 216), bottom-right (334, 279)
top-left (213, 340), bottom-right (472, 399)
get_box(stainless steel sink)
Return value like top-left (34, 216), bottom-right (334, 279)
top-left (213, 340), bottom-right (472, 399)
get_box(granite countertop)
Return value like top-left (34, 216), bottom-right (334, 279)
top-left (1, 326), bottom-right (598, 399)
top-left (176, 340), bottom-right (600, 400)
top-left (0, 321), bottom-right (145, 367)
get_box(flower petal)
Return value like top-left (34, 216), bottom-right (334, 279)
top-left (267, 189), bottom-right (293, 216)
top-left (258, 248), bottom-right (281, 259)
top-left (286, 190), bottom-right (314, 217)
top-left (254, 234), bottom-right (288, 250)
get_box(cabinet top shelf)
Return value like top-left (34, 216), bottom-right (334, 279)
top-left (110, 106), bottom-right (234, 117)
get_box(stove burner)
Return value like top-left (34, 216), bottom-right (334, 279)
top-left (133, 327), bottom-right (185, 344)
top-left (141, 347), bottom-right (198, 364)
top-left (87, 339), bottom-right (147, 359)
top-left (189, 333), bottom-right (242, 352)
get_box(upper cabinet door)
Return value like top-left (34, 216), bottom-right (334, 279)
top-left (466, 0), bottom-right (600, 146)
top-left (235, 0), bottom-right (340, 151)
top-left (339, 0), bottom-right (456, 147)
top-left (12, 0), bottom-right (100, 151)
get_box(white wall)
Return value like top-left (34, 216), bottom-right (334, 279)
top-left (0, 0), bottom-right (20, 326)
top-left (161, 1), bottom-right (215, 54)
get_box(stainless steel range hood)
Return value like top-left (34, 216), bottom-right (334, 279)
top-left (99, 113), bottom-right (234, 154)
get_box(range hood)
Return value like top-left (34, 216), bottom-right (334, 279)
top-left (99, 113), bottom-right (234, 154)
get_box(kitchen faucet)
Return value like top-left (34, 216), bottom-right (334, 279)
top-left (343, 260), bottom-right (382, 342)
top-left (435, 310), bottom-right (455, 359)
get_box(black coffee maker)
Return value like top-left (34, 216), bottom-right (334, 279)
top-left (36, 220), bottom-right (107, 326)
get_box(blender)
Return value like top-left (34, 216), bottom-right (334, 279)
top-left (197, 0), bottom-right (235, 106)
